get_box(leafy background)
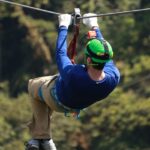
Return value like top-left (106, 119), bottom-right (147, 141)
top-left (0, 0), bottom-right (150, 150)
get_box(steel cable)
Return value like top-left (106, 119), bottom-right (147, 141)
top-left (0, 0), bottom-right (61, 15)
top-left (0, 0), bottom-right (150, 18)
top-left (78, 8), bottom-right (150, 19)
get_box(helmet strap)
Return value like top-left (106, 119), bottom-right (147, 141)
top-left (101, 40), bottom-right (109, 56)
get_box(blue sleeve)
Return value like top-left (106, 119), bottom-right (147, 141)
top-left (104, 61), bottom-right (120, 84)
top-left (56, 26), bottom-right (74, 81)
top-left (94, 28), bottom-right (104, 40)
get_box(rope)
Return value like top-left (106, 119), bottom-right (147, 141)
top-left (78, 8), bottom-right (150, 19)
top-left (0, 0), bottom-right (61, 15)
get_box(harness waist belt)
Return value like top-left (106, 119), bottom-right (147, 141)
top-left (50, 86), bottom-right (73, 112)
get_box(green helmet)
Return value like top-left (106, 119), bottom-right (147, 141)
top-left (84, 39), bottom-right (113, 63)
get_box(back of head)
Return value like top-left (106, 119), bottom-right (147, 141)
top-left (84, 38), bottom-right (113, 70)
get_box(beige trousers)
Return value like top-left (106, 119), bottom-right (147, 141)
top-left (27, 75), bottom-right (62, 139)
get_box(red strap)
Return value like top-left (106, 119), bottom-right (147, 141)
top-left (67, 24), bottom-right (80, 64)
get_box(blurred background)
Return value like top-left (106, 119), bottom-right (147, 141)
top-left (0, 0), bottom-right (150, 150)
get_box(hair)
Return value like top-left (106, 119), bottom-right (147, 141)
top-left (91, 60), bottom-right (106, 70)
top-left (85, 55), bottom-right (106, 70)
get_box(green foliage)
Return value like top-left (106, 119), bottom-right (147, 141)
top-left (0, 92), bottom-right (31, 150)
top-left (0, 0), bottom-right (150, 149)
top-left (81, 89), bottom-right (150, 150)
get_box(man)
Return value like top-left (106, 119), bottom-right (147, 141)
top-left (25, 13), bottom-right (120, 150)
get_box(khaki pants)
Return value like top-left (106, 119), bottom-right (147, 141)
top-left (27, 75), bottom-right (61, 139)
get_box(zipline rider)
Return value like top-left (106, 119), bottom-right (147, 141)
top-left (26, 13), bottom-right (120, 150)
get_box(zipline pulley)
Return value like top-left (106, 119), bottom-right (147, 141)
top-left (73, 8), bottom-right (81, 25)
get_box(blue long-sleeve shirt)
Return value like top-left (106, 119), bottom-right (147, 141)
top-left (55, 26), bottom-right (120, 109)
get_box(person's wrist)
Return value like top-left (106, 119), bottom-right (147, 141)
top-left (59, 21), bottom-right (68, 26)
top-left (59, 26), bottom-right (68, 30)
top-left (91, 22), bottom-right (99, 28)
top-left (59, 24), bottom-right (69, 28)
top-left (91, 26), bottom-right (99, 30)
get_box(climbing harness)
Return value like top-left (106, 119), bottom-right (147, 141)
top-left (50, 78), bottom-right (81, 119)
top-left (67, 8), bottom-right (81, 64)
top-left (64, 110), bottom-right (80, 119)
top-left (1, 0), bottom-right (150, 118)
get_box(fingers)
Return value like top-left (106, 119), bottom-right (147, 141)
top-left (58, 14), bottom-right (72, 28)
top-left (58, 13), bottom-right (99, 29)
top-left (83, 13), bottom-right (99, 28)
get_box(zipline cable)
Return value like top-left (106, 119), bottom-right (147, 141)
top-left (0, 0), bottom-right (61, 15)
top-left (0, 1), bottom-right (150, 91)
top-left (0, 0), bottom-right (150, 18)
top-left (78, 8), bottom-right (150, 19)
